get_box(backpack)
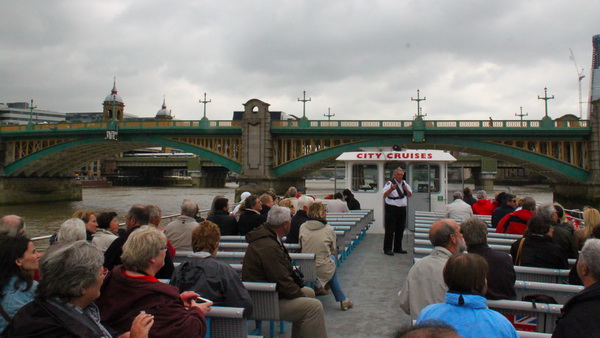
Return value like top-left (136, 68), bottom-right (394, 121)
top-left (522, 294), bottom-right (559, 308)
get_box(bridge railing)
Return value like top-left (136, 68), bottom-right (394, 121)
top-left (1, 119), bottom-right (588, 132)
top-left (272, 120), bottom-right (589, 128)
top-left (0, 120), bottom-right (242, 132)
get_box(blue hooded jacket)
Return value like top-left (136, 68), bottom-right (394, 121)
top-left (417, 292), bottom-right (518, 338)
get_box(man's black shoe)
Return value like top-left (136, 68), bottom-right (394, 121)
top-left (384, 251), bottom-right (394, 256)
top-left (394, 250), bottom-right (408, 254)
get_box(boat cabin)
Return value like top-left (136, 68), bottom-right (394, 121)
top-left (336, 149), bottom-right (456, 234)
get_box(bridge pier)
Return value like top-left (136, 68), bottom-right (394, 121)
top-left (0, 177), bottom-right (82, 206)
top-left (471, 158), bottom-right (497, 192)
top-left (196, 167), bottom-right (229, 188)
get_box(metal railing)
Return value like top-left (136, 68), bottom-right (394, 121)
top-left (2, 119), bottom-right (589, 133)
top-left (272, 119), bottom-right (589, 128)
top-left (0, 120), bottom-right (242, 132)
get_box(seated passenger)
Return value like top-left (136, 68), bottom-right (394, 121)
top-left (342, 189), bottom-right (361, 210)
top-left (445, 191), bottom-right (473, 222)
top-left (165, 199), bottom-right (200, 251)
top-left (242, 205), bottom-right (327, 337)
top-left (238, 195), bottom-right (265, 235)
top-left (554, 238), bottom-right (600, 337)
top-left (537, 203), bottom-right (578, 259)
top-left (278, 199), bottom-right (296, 216)
top-left (170, 221), bottom-right (253, 318)
top-left (471, 190), bottom-right (494, 216)
top-left (287, 195), bottom-right (314, 243)
top-left (325, 192), bottom-right (350, 213)
top-left (93, 211), bottom-right (119, 253)
top-left (510, 214), bottom-right (569, 269)
top-left (207, 197), bottom-right (238, 235)
top-left (96, 226), bottom-right (210, 337)
top-left (0, 235), bottom-right (41, 332)
top-left (460, 217), bottom-right (516, 300)
top-left (416, 253), bottom-right (518, 338)
top-left (72, 210), bottom-right (98, 242)
top-left (0, 215), bottom-right (26, 237)
top-left (299, 202), bottom-right (353, 310)
top-left (496, 196), bottom-right (535, 234)
top-left (104, 205), bottom-right (174, 279)
top-left (575, 207), bottom-right (600, 250)
top-left (4, 241), bottom-right (153, 337)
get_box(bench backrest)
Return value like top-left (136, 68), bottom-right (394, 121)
top-left (205, 306), bottom-right (247, 338)
top-left (242, 282), bottom-right (279, 321)
top-left (487, 299), bottom-right (562, 333)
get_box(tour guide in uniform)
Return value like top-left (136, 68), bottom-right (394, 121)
top-left (382, 167), bottom-right (412, 255)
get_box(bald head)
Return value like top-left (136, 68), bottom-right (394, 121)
top-left (429, 219), bottom-right (465, 254)
top-left (181, 199), bottom-right (199, 218)
top-left (0, 215), bottom-right (25, 237)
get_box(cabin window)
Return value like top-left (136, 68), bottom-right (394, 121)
top-left (410, 164), bottom-right (441, 193)
top-left (351, 164), bottom-right (378, 192)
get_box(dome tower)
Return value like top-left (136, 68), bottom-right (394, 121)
top-left (102, 78), bottom-right (125, 121)
top-left (155, 96), bottom-right (173, 120)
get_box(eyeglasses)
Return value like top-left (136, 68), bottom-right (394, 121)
top-left (162, 245), bottom-right (169, 251)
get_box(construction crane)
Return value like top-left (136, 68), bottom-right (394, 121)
top-left (570, 48), bottom-right (585, 118)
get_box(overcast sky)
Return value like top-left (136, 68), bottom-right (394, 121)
top-left (1, 1), bottom-right (599, 122)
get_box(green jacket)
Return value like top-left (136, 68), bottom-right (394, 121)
top-left (242, 224), bottom-right (304, 299)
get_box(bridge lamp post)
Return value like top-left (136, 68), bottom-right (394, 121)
top-left (199, 92), bottom-right (211, 120)
top-left (27, 99), bottom-right (37, 126)
top-left (324, 108), bottom-right (335, 121)
top-left (298, 90), bottom-right (311, 119)
top-left (515, 106), bottom-right (528, 127)
top-left (537, 87), bottom-right (555, 119)
top-left (411, 90), bottom-right (427, 119)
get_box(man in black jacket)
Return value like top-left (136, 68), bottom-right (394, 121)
top-left (460, 217), bottom-right (516, 300)
top-left (242, 205), bottom-right (326, 337)
top-left (491, 193), bottom-right (516, 228)
top-left (104, 204), bottom-right (174, 279)
top-left (207, 197), bottom-right (238, 235)
top-left (554, 238), bottom-right (600, 337)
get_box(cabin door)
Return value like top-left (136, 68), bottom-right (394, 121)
top-left (407, 163), bottom-right (433, 231)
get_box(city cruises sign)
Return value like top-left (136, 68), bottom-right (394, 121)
top-left (336, 150), bottom-right (456, 162)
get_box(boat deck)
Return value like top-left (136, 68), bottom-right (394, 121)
top-left (274, 233), bottom-right (414, 337)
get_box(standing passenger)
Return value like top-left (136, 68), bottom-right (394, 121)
top-left (382, 168), bottom-right (412, 255)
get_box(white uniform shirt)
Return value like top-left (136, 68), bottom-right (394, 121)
top-left (382, 179), bottom-right (412, 207)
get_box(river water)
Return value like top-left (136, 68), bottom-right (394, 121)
top-left (0, 180), bottom-right (554, 241)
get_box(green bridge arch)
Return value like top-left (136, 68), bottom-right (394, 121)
top-left (273, 136), bottom-right (589, 183)
top-left (4, 135), bottom-right (242, 177)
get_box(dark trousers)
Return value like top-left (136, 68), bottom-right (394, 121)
top-left (384, 204), bottom-right (407, 252)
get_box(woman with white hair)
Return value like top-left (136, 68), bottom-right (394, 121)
top-left (46, 218), bottom-right (87, 256)
top-left (4, 241), bottom-right (154, 337)
top-left (96, 226), bottom-right (211, 337)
